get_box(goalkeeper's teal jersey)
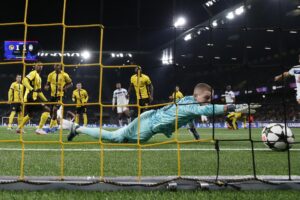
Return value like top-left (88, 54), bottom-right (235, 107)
top-left (79, 96), bottom-right (226, 143)
top-left (150, 96), bottom-right (225, 138)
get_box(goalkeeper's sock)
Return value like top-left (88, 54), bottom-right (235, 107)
top-left (18, 115), bottom-right (31, 129)
top-left (76, 126), bottom-right (98, 137)
top-left (83, 114), bottom-right (88, 126)
top-left (8, 111), bottom-right (16, 128)
top-left (188, 127), bottom-right (200, 140)
top-left (69, 124), bottom-right (111, 142)
top-left (38, 112), bottom-right (50, 129)
top-left (75, 126), bottom-right (119, 141)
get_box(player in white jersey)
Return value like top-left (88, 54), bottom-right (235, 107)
top-left (112, 83), bottom-right (131, 127)
top-left (223, 85), bottom-right (246, 129)
top-left (57, 106), bottom-right (75, 126)
top-left (201, 115), bottom-right (208, 123)
top-left (42, 106), bottom-right (75, 133)
top-left (274, 55), bottom-right (300, 104)
top-left (224, 85), bottom-right (235, 104)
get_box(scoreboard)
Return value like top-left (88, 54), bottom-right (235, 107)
top-left (4, 41), bottom-right (38, 60)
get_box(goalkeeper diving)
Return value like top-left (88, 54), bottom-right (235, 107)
top-left (67, 83), bottom-right (260, 143)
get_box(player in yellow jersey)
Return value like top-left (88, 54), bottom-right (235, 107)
top-left (226, 112), bottom-right (241, 130)
top-left (72, 82), bottom-right (89, 126)
top-left (7, 75), bottom-right (24, 130)
top-left (17, 62), bottom-right (48, 134)
top-left (128, 67), bottom-right (154, 113)
top-left (223, 85), bottom-right (247, 130)
top-left (169, 85), bottom-right (184, 101)
top-left (39, 64), bottom-right (73, 131)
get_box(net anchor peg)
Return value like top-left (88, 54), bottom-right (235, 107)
top-left (198, 182), bottom-right (209, 190)
top-left (167, 182), bottom-right (177, 191)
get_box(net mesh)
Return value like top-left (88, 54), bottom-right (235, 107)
top-left (0, 0), bottom-right (298, 189)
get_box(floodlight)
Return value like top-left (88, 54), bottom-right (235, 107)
top-left (212, 20), bottom-right (218, 27)
top-left (174, 17), bottom-right (186, 28)
top-left (81, 50), bottom-right (91, 60)
top-left (226, 12), bottom-right (235, 20)
top-left (184, 33), bottom-right (192, 41)
top-left (235, 6), bottom-right (244, 15)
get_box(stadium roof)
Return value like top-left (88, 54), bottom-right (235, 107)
top-left (0, 0), bottom-right (299, 90)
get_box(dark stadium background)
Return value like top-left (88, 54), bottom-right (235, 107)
top-left (0, 0), bottom-right (299, 125)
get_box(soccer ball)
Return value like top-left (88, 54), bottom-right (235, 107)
top-left (261, 123), bottom-right (295, 151)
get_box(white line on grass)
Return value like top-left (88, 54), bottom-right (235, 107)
top-left (0, 148), bottom-right (300, 152)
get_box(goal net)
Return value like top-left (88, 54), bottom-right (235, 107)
top-left (0, 0), bottom-right (299, 191)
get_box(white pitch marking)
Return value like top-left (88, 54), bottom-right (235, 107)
top-left (0, 148), bottom-right (299, 152)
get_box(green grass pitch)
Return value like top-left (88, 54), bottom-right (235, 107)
top-left (0, 126), bottom-right (299, 177)
top-left (0, 126), bottom-right (299, 198)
